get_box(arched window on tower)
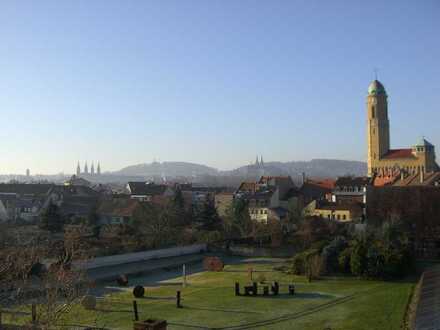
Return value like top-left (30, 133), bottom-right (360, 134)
top-left (371, 106), bottom-right (376, 118)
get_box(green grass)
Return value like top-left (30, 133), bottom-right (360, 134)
top-left (6, 260), bottom-right (414, 330)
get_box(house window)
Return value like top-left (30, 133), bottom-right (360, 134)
top-left (372, 106), bottom-right (375, 118)
top-left (337, 214), bottom-right (340, 220)
top-left (343, 215), bottom-right (346, 220)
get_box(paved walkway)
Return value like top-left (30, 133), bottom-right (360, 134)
top-left (414, 269), bottom-right (440, 330)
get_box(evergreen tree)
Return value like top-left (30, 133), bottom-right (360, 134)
top-left (195, 200), bottom-right (221, 231)
top-left (231, 198), bottom-right (253, 237)
top-left (170, 187), bottom-right (188, 226)
top-left (40, 202), bottom-right (63, 233)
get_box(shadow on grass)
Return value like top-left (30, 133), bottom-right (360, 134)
top-left (184, 305), bottom-right (262, 315)
top-left (138, 296), bottom-right (175, 301)
top-left (290, 292), bottom-right (335, 299)
top-left (224, 269), bottom-right (274, 273)
top-left (147, 281), bottom-right (182, 287)
top-left (95, 307), bottom-right (132, 313)
top-left (238, 292), bottom-right (335, 300)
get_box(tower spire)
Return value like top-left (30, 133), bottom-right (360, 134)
top-left (76, 161), bottom-right (81, 176)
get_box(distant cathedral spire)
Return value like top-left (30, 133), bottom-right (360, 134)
top-left (91, 162), bottom-right (95, 175)
top-left (260, 155), bottom-right (264, 167)
top-left (84, 162), bottom-right (89, 174)
top-left (255, 155), bottom-right (260, 167)
top-left (76, 161), bottom-right (81, 176)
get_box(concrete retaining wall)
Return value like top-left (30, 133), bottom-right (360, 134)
top-left (75, 244), bottom-right (207, 270)
top-left (228, 245), bottom-right (295, 258)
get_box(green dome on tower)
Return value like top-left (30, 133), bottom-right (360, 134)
top-left (368, 80), bottom-right (386, 95)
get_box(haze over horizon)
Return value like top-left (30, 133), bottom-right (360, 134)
top-left (1, 1), bottom-right (439, 174)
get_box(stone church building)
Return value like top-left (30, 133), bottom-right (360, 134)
top-left (366, 80), bottom-right (439, 177)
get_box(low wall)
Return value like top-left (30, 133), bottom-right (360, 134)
top-left (75, 244), bottom-right (207, 270)
top-left (228, 245), bottom-right (295, 258)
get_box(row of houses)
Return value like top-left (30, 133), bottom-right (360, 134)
top-left (220, 175), bottom-right (335, 224)
top-left (0, 182), bottom-right (100, 223)
top-left (228, 170), bottom-right (440, 225)
top-left (308, 170), bottom-right (440, 222)
top-left (3, 169), bottom-right (439, 226)
top-left (0, 179), bottom-right (230, 226)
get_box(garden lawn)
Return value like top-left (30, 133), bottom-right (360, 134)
top-left (7, 259), bottom-right (414, 330)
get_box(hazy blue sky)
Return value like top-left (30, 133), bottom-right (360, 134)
top-left (1, 1), bottom-right (439, 174)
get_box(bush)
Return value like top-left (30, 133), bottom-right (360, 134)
top-left (350, 241), bottom-right (368, 276)
top-left (338, 248), bottom-right (352, 273)
top-left (308, 254), bottom-right (324, 280)
top-left (366, 244), bottom-right (385, 278)
top-left (291, 248), bottom-right (319, 275)
top-left (321, 236), bottom-right (347, 274)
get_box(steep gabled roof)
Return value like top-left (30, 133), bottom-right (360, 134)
top-left (335, 176), bottom-right (370, 187)
top-left (258, 176), bottom-right (293, 185)
top-left (304, 178), bottom-right (335, 190)
top-left (0, 184), bottom-right (54, 196)
top-left (414, 138), bottom-right (434, 147)
top-left (382, 149), bottom-right (415, 159)
top-left (393, 172), bottom-right (440, 187)
top-left (236, 181), bottom-right (257, 193)
top-left (128, 182), bottom-right (168, 196)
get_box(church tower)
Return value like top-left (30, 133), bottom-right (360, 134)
top-left (84, 162), bottom-right (89, 175)
top-left (91, 162), bottom-right (95, 175)
top-left (76, 162), bottom-right (81, 176)
top-left (367, 80), bottom-right (390, 176)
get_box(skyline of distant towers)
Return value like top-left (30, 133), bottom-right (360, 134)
top-left (76, 161), bottom-right (101, 176)
top-left (245, 155), bottom-right (265, 177)
top-left (255, 155), bottom-right (264, 168)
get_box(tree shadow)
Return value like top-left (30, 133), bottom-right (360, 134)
top-left (138, 296), bottom-right (175, 301)
top-left (280, 292), bottom-right (335, 300)
top-left (94, 307), bottom-right (132, 313)
top-left (184, 305), bottom-right (262, 315)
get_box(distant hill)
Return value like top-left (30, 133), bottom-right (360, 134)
top-left (115, 161), bottom-right (219, 177)
top-left (225, 159), bottom-right (367, 179)
top-left (113, 159), bottom-right (366, 180)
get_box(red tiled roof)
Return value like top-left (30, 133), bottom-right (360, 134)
top-left (258, 176), bottom-right (291, 183)
top-left (306, 178), bottom-right (336, 190)
top-left (382, 149), bottom-right (414, 159)
top-left (373, 173), bottom-right (399, 187)
top-left (237, 182), bottom-right (257, 193)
